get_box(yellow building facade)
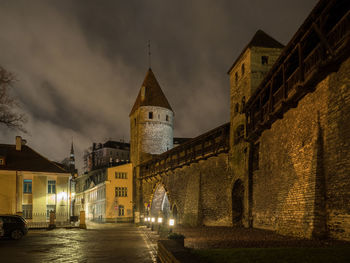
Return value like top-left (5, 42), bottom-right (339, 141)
top-left (74, 163), bottom-right (133, 222)
top-left (0, 137), bottom-right (71, 225)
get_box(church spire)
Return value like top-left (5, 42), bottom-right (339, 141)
top-left (69, 141), bottom-right (75, 168)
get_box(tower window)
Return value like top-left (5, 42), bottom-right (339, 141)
top-left (262, 56), bottom-right (268, 65)
top-left (234, 125), bottom-right (245, 145)
top-left (149, 112), bottom-right (153, 119)
top-left (241, 63), bottom-right (245, 75)
top-left (234, 103), bottom-right (239, 113)
top-left (166, 115), bottom-right (169, 121)
top-left (235, 72), bottom-right (238, 84)
top-left (134, 118), bottom-right (136, 125)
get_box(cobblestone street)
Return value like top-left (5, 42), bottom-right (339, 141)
top-left (0, 223), bottom-right (158, 263)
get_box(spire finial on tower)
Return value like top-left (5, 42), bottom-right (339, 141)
top-left (148, 40), bottom-right (151, 68)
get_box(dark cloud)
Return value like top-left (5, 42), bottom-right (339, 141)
top-left (0, 0), bottom-right (318, 171)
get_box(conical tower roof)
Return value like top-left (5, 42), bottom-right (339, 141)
top-left (130, 68), bottom-right (173, 116)
top-left (227, 29), bottom-right (284, 74)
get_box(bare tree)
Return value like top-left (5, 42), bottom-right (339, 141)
top-left (0, 66), bottom-right (26, 132)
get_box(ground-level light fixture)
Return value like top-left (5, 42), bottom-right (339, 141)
top-left (151, 217), bottom-right (155, 223)
top-left (157, 217), bottom-right (163, 223)
top-left (169, 219), bottom-right (175, 226)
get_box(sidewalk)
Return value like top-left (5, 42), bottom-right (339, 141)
top-left (173, 226), bottom-right (350, 249)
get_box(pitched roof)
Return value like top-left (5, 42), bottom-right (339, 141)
top-left (130, 68), bottom-right (173, 116)
top-left (0, 144), bottom-right (68, 173)
top-left (227, 30), bottom-right (284, 74)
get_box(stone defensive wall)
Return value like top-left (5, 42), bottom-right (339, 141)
top-left (245, 0), bottom-right (350, 240)
top-left (139, 123), bottom-right (233, 226)
top-left (139, 0), bottom-right (350, 241)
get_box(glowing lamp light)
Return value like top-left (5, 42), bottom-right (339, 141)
top-left (169, 219), bottom-right (175, 226)
top-left (57, 191), bottom-right (67, 201)
top-left (151, 217), bottom-right (155, 223)
top-left (157, 217), bottom-right (163, 223)
top-left (147, 217), bottom-right (151, 222)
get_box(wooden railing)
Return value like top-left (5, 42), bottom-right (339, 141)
top-left (140, 123), bottom-right (230, 180)
top-left (245, 0), bottom-right (350, 141)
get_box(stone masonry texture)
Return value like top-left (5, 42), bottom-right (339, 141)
top-left (253, 57), bottom-right (350, 240)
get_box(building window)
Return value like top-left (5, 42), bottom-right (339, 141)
top-left (134, 118), bottom-right (136, 125)
top-left (234, 103), bottom-right (239, 113)
top-left (0, 157), bottom-right (4, 165)
top-left (262, 56), bottom-right (268, 65)
top-left (23, 179), bottom-right (32, 194)
top-left (46, 205), bottom-right (56, 218)
top-left (149, 112), bottom-right (153, 119)
top-left (235, 72), bottom-right (238, 84)
top-left (115, 172), bottom-right (127, 179)
top-left (166, 115), bottom-right (169, 121)
top-left (22, 205), bottom-right (32, 219)
top-left (234, 125), bottom-right (245, 145)
top-left (241, 63), bottom-right (245, 75)
top-left (48, 180), bottom-right (56, 194)
top-left (118, 205), bottom-right (125, 216)
top-left (115, 187), bottom-right (128, 197)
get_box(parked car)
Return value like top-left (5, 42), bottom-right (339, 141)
top-left (0, 215), bottom-right (28, 240)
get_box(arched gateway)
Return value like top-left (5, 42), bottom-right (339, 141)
top-left (150, 184), bottom-right (171, 219)
top-left (232, 179), bottom-right (244, 226)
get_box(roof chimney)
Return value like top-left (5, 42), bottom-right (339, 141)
top-left (15, 136), bottom-right (22, 151)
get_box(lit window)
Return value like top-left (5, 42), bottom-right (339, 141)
top-left (22, 205), bottom-right (32, 219)
top-left (46, 205), bottom-right (56, 218)
top-left (23, 179), bottom-right (32, 194)
top-left (48, 180), bottom-right (56, 194)
top-left (0, 157), bottom-right (4, 165)
top-left (149, 112), bottom-right (153, 119)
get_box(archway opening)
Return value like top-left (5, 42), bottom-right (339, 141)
top-left (150, 185), bottom-right (171, 220)
top-left (232, 179), bottom-right (244, 226)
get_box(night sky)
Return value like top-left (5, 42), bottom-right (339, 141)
top-left (0, 0), bottom-right (318, 171)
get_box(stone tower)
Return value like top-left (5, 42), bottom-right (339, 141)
top-left (130, 68), bottom-right (174, 166)
top-left (130, 68), bottom-right (174, 221)
top-left (227, 30), bottom-right (284, 227)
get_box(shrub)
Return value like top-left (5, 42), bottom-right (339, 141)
top-left (168, 233), bottom-right (185, 240)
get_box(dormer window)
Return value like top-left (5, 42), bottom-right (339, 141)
top-left (149, 112), bottom-right (153, 119)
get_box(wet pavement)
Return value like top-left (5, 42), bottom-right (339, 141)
top-left (0, 223), bottom-right (158, 263)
